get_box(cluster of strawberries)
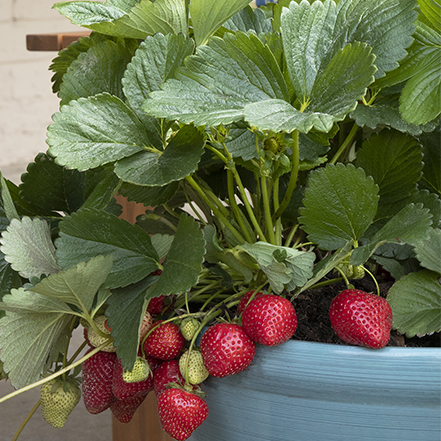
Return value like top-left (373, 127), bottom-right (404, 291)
top-left (80, 288), bottom-right (392, 440)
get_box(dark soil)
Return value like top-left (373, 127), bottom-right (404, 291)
top-left (291, 275), bottom-right (440, 348)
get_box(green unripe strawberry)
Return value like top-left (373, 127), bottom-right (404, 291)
top-left (85, 315), bottom-right (116, 352)
top-left (122, 356), bottom-right (152, 383)
top-left (179, 350), bottom-right (209, 385)
top-left (40, 379), bottom-right (81, 428)
top-left (338, 263), bottom-right (365, 280)
top-left (179, 318), bottom-right (200, 341)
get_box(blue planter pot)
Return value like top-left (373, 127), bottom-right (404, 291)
top-left (190, 340), bottom-right (441, 441)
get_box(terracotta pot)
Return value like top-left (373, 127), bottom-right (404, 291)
top-left (190, 340), bottom-right (441, 441)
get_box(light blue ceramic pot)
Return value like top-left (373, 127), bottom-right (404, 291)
top-left (190, 340), bottom-right (441, 441)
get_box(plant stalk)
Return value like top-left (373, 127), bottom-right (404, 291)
top-left (274, 130), bottom-right (299, 219)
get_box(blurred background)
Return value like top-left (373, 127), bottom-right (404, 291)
top-left (0, 2), bottom-right (113, 439)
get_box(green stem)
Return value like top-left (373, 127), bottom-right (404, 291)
top-left (284, 224), bottom-right (299, 247)
top-left (273, 178), bottom-right (282, 246)
top-left (186, 175), bottom-right (245, 244)
top-left (0, 343), bottom-right (108, 404)
top-left (261, 175), bottom-right (276, 245)
top-left (12, 399), bottom-right (41, 441)
top-left (329, 123), bottom-right (358, 164)
top-left (227, 170), bottom-right (255, 243)
top-left (274, 130), bottom-right (299, 219)
top-left (308, 277), bottom-right (344, 290)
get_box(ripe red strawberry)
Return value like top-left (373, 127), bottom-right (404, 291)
top-left (147, 295), bottom-right (167, 315)
top-left (110, 394), bottom-right (147, 423)
top-left (154, 360), bottom-right (187, 396)
top-left (200, 323), bottom-right (256, 378)
top-left (143, 321), bottom-right (185, 361)
top-left (329, 289), bottom-right (393, 349)
top-left (238, 290), bottom-right (264, 314)
top-left (157, 388), bottom-right (209, 440)
top-left (112, 357), bottom-right (154, 401)
top-left (241, 294), bottom-right (298, 346)
top-left (82, 350), bottom-right (117, 414)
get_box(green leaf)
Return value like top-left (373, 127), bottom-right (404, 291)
top-left (296, 241), bottom-right (354, 295)
top-left (80, 166), bottom-right (122, 213)
top-left (204, 225), bottom-right (253, 282)
top-left (387, 269), bottom-right (441, 337)
top-left (418, 0), bottom-right (441, 32)
top-left (143, 31), bottom-right (288, 126)
top-left (300, 164), bottom-right (379, 250)
top-left (50, 33), bottom-right (115, 94)
top-left (122, 33), bottom-right (194, 138)
top-left (0, 217), bottom-right (59, 279)
top-left (151, 234), bottom-right (174, 261)
top-left (244, 99), bottom-right (338, 134)
top-left (55, 209), bottom-right (160, 288)
top-left (106, 275), bottom-right (158, 370)
top-left (53, 1), bottom-right (127, 26)
top-left (419, 129), bottom-right (441, 195)
top-left (222, 5), bottom-right (272, 34)
top-left (351, 203), bottom-right (433, 265)
top-left (355, 130), bottom-right (423, 220)
top-left (114, 125), bottom-right (206, 186)
top-left (331, 0), bottom-right (417, 79)
top-left (240, 241), bottom-right (315, 294)
top-left (380, 18), bottom-right (441, 124)
top-left (0, 174), bottom-right (19, 221)
top-left (0, 289), bottom-right (73, 388)
top-left (245, 41), bottom-right (376, 132)
top-left (118, 181), bottom-right (178, 207)
top-left (189, 0), bottom-right (251, 46)
top-left (350, 102), bottom-right (438, 136)
top-left (414, 228), bottom-right (441, 273)
top-left (31, 255), bottom-right (113, 314)
top-left (224, 122), bottom-right (258, 161)
top-left (280, 0), bottom-right (411, 104)
top-left (19, 153), bottom-right (86, 215)
top-left (58, 39), bottom-right (136, 106)
top-left (149, 214), bottom-right (205, 298)
top-left (47, 93), bottom-right (153, 171)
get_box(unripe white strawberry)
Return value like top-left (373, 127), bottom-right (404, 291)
top-left (122, 356), bottom-right (152, 383)
top-left (85, 315), bottom-right (116, 352)
top-left (179, 317), bottom-right (200, 341)
top-left (179, 350), bottom-right (209, 385)
top-left (40, 379), bottom-right (81, 428)
top-left (139, 311), bottom-right (154, 343)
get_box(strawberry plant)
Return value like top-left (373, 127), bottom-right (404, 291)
top-left (0, 0), bottom-right (440, 439)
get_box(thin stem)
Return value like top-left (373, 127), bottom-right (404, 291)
top-left (362, 265), bottom-right (380, 296)
top-left (308, 277), bottom-right (344, 290)
top-left (0, 343), bottom-right (108, 404)
top-left (329, 123), bottom-right (358, 164)
top-left (284, 224), bottom-right (299, 247)
top-left (12, 399), bottom-right (41, 441)
top-left (227, 170), bottom-right (254, 243)
top-left (274, 130), bottom-right (299, 219)
top-left (273, 178), bottom-right (282, 246)
top-left (186, 175), bottom-right (245, 244)
top-left (261, 175), bottom-right (276, 244)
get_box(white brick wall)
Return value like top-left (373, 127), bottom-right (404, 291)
top-left (0, 0), bottom-right (94, 183)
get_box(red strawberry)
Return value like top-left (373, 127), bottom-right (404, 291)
top-left (153, 360), bottom-right (187, 396)
top-left (82, 350), bottom-right (117, 414)
top-left (112, 357), bottom-right (154, 401)
top-left (147, 295), bottom-right (167, 315)
top-left (329, 289), bottom-right (393, 349)
top-left (200, 323), bottom-right (256, 378)
top-left (157, 388), bottom-right (209, 440)
top-left (110, 394), bottom-right (147, 423)
top-left (143, 321), bottom-right (185, 361)
top-left (241, 294), bottom-right (298, 346)
top-left (238, 290), bottom-right (264, 314)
